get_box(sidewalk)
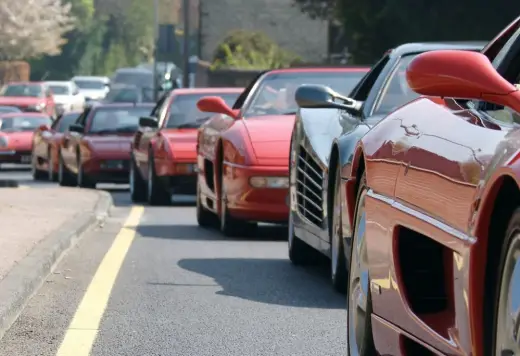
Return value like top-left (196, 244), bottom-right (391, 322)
top-left (0, 186), bottom-right (113, 339)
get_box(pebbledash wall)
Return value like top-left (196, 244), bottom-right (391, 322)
top-left (198, 0), bottom-right (328, 63)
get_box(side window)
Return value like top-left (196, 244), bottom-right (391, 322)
top-left (157, 96), bottom-right (172, 128)
top-left (232, 71), bottom-right (267, 110)
top-left (350, 54), bottom-right (390, 101)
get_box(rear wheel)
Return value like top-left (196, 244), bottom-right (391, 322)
top-left (347, 173), bottom-right (376, 356)
top-left (330, 165), bottom-right (348, 293)
top-left (58, 154), bottom-right (76, 187)
top-left (77, 157), bottom-right (96, 188)
top-left (147, 152), bottom-right (171, 206)
top-left (31, 153), bottom-right (46, 181)
top-left (493, 208), bottom-right (520, 356)
top-left (130, 156), bottom-right (147, 202)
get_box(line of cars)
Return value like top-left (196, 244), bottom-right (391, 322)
top-left (1, 15), bottom-right (519, 355)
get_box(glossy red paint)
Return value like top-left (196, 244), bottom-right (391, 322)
top-left (132, 88), bottom-right (244, 195)
top-left (0, 82), bottom-right (56, 117)
top-left (342, 20), bottom-right (520, 356)
top-left (197, 96), bottom-right (238, 119)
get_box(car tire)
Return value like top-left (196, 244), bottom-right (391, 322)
top-left (331, 165), bottom-right (348, 293)
top-left (219, 176), bottom-right (257, 237)
top-left (288, 205), bottom-right (320, 265)
top-left (58, 154), bottom-right (76, 187)
top-left (77, 159), bottom-right (96, 189)
top-left (491, 208), bottom-right (520, 356)
top-left (196, 178), bottom-right (215, 228)
top-left (130, 156), bottom-right (147, 202)
top-left (347, 173), bottom-right (376, 356)
top-left (147, 152), bottom-right (171, 206)
top-left (31, 153), bottom-right (46, 181)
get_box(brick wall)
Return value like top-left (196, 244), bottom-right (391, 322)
top-left (199, 0), bottom-right (328, 63)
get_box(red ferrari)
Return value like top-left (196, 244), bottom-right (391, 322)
top-left (195, 67), bottom-right (369, 236)
top-left (58, 103), bottom-right (154, 188)
top-left (0, 112), bottom-right (52, 169)
top-left (130, 88), bottom-right (243, 205)
top-left (31, 111), bottom-right (81, 181)
top-left (318, 16), bottom-right (520, 356)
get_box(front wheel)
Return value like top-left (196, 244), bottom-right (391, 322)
top-left (31, 152), bottom-right (46, 180)
top-left (219, 177), bottom-right (257, 237)
top-left (147, 152), bottom-right (170, 206)
top-left (77, 160), bottom-right (96, 188)
top-left (130, 156), bottom-right (147, 202)
top-left (347, 173), bottom-right (376, 356)
top-left (196, 178), bottom-right (215, 228)
top-left (330, 166), bottom-right (348, 293)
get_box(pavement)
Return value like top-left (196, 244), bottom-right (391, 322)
top-left (0, 164), bottom-right (348, 356)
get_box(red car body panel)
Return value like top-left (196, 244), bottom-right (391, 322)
top-left (340, 16), bottom-right (520, 356)
top-left (198, 67), bottom-right (370, 224)
top-left (0, 82), bottom-right (56, 117)
top-left (132, 88), bottom-right (244, 193)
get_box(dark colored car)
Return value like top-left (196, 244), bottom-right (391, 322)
top-left (57, 103), bottom-right (154, 188)
top-left (288, 41), bottom-right (485, 293)
top-left (102, 84), bottom-right (155, 104)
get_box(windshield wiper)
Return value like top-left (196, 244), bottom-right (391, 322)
top-left (89, 129), bottom-right (118, 134)
top-left (176, 122), bottom-right (201, 129)
top-left (281, 111), bottom-right (297, 115)
top-left (115, 125), bottom-right (138, 132)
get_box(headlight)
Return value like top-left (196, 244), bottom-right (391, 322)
top-left (0, 136), bottom-right (8, 147)
top-left (249, 176), bottom-right (289, 189)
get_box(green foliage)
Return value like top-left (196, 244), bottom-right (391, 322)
top-left (211, 30), bottom-right (301, 70)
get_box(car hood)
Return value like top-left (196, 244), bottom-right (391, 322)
top-left (84, 134), bottom-right (133, 152)
top-left (163, 128), bottom-right (198, 158)
top-left (0, 97), bottom-right (42, 106)
top-left (0, 131), bottom-right (34, 148)
top-left (243, 115), bottom-right (295, 161)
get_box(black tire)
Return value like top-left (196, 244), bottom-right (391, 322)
top-left (58, 154), bottom-right (76, 187)
top-left (31, 153), bottom-right (46, 181)
top-left (77, 158), bottom-right (96, 188)
top-left (288, 209), bottom-right (321, 265)
top-left (196, 178), bottom-right (215, 228)
top-left (147, 152), bottom-right (171, 206)
top-left (330, 165), bottom-right (348, 293)
top-left (130, 156), bottom-right (147, 202)
top-left (347, 173), bottom-right (376, 356)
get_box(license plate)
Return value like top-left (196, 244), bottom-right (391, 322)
top-left (104, 160), bottom-right (124, 169)
top-left (21, 155), bottom-right (31, 163)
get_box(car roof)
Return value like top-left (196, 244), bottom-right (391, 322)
top-left (388, 41), bottom-right (487, 57)
top-left (268, 66), bottom-right (371, 74)
top-left (0, 112), bottom-right (50, 118)
top-left (172, 87), bottom-right (244, 95)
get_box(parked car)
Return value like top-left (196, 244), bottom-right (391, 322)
top-left (46, 81), bottom-right (85, 115)
top-left (57, 103), bottom-right (154, 188)
top-left (0, 106), bottom-right (21, 114)
top-left (102, 84), bottom-right (155, 104)
top-left (71, 76), bottom-right (110, 103)
top-left (0, 82), bottom-right (57, 117)
top-left (195, 66), bottom-right (369, 236)
top-left (288, 42), bottom-right (485, 293)
top-left (320, 16), bottom-right (520, 356)
top-left (0, 113), bottom-right (53, 168)
top-left (31, 111), bottom-right (82, 181)
top-left (131, 88), bottom-right (243, 205)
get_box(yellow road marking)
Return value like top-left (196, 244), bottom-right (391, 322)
top-left (56, 206), bottom-right (144, 356)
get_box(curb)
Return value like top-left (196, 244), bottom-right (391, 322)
top-left (0, 190), bottom-right (113, 340)
top-left (0, 180), bottom-right (18, 188)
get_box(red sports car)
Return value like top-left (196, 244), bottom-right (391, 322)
top-left (31, 111), bottom-right (81, 181)
top-left (58, 103), bottom-right (154, 188)
top-left (313, 16), bottom-right (520, 356)
top-left (195, 67), bottom-right (369, 236)
top-left (0, 112), bottom-right (52, 169)
top-left (0, 82), bottom-right (57, 117)
top-left (130, 88), bottom-right (243, 205)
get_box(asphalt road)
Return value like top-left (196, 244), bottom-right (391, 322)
top-left (0, 165), bottom-right (348, 356)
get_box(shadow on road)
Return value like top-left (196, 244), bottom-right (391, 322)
top-left (136, 223), bottom-right (288, 241)
top-left (174, 258), bottom-right (344, 309)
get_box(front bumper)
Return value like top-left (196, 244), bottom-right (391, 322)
top-left (0, 150), bottom-right (31, 163)
top-left (83, 157), bottom-right (130, 183)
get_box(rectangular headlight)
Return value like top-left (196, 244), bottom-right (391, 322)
top-left (249, 176), bottom-right (289, 189)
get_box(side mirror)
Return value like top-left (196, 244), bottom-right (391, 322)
top-left (295, 85), bottom-right (362, 112)
top-left (69, 123), bottom-right (84, 133)
top-left (197, 96), bottom-right (238, 119)
top-left (139, 116), bottom-right (158, 128)
top-left (406, 50), bottom-right (518, 106)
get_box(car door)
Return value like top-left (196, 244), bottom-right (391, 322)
top-left (134, 93), bottom-right (170, 178)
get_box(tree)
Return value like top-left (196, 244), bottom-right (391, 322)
top-left (292, 0), bottom-right (337, 20)
top-left (0, 0), bottom-right (75, 60)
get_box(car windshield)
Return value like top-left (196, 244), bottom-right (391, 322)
top-left (246, 71), bottom-right (366, 116)
top-left (0, 106), bottom-right (21, 113)
top-left (164, 93), bottom-right (240, 129)
top-left (373, 55), bottom-right (421, 115)
top-left (74, 80), bottom-right (105, 90)
top-left (49, 85), bottom-right (70, 95)
top-left (0, 84), bottom-right (43, 98)
top-left (88, 107), bottom-right (153, 133)
top-left (104, 87), bottom-right (154, 103)
top-left (55, 112), bottom-right (80, 132)
top-left (113, 71), bottom-right (154, 88)
top-left (0, 115), bottom-right (52, 132)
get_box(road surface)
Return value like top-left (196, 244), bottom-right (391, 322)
top-left (0, 165), bottom-right (348, 356)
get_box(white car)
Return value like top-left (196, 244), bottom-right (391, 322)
top-left (45, 81), bottom-right (85, 114)
top-left (70, 76), bottom-right (110, 102)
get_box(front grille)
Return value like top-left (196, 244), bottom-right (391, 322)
top-left (295, 145), bottom-right (324, 226)
top-left (100, 159), bottom-right (129, 169)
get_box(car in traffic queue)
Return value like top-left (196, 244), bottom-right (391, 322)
top-left (31, 111), bottom-right (82, 181)
top-left (288, 42), bottom-right (485, 293)
top-left (57, 103), bottom-right (154, 188)
top-left (0, 82), bottom-right (57, 118)
top-left (102, 84), bottom-right (155, 104)
top-left (45, 81), bottom-right (85, 115)
top-left (318, 16), bottom-right (520, 356)
top-left (0, 112), bottom-right (53, 168)
top-left (195, 66), bottom-right (369, 237)
top-left (71, 76), bottom-right (110, 103)
top-left (130, 87), bottom-right (244, 205)
top-left (0, 106), bottom-right (21, 114)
